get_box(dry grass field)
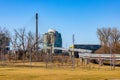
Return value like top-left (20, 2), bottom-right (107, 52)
top-left (0, 62), bottom-right (120, 80)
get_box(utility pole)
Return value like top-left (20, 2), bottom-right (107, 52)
top-left (36, 13), bottom-right (38, 61)
top-left (72, 34), bottom-right (75, 69)
top-left (29, 38), bottom-right (32, 68)
top-left (50, 34), bottom-right (53, 68)
top-left (109, 42), bottom-right (112, 70)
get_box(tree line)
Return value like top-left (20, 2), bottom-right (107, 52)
top-left (0, 27), bottom-right (43, 62)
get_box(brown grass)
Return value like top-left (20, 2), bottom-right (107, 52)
top-left (0, 62), bottom-right (120, 80)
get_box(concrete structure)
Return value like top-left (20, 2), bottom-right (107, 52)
top-left (43, 29), bottom-right (62, 54)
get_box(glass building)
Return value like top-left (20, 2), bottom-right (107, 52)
top-left (43, 29), bottom-right (62, 54)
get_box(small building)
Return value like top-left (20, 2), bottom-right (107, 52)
top-left (0, 33), bottom-right (10, 51)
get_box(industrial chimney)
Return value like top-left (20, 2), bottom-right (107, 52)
top-left (36, 13), bottom-right (38, 51)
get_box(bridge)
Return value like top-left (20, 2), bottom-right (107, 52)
top-left (47, 47), bottom-right (92, 53)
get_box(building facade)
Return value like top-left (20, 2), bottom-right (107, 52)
top-left (0, 33), bottom-right (10, 53)
top-left (43, 29), bottom-right (62, 54)
top-left (73, 44), bottom-right (101, 57)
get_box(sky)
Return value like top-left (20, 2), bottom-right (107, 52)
top-left (0, 0), bottom-right (120, 47)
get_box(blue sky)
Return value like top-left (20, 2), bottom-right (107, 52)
top-left (0, 0), bottom-right (120, 47)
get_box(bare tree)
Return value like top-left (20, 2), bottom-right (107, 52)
top-left (12, 28), bottom-right (27, 63)
top-left (97, 27), bottom-right (120, 54)
top-left (10, 31), bottom-right (19, 62)
top-left (111, 28), bottom-right (120, 53)
top-left (26, 31), bottom-right (42, 61)
top-left (97, 27), bottom-right (111, 53)
top-left (10, 27), bottom-right (43, 64)
top-left (97, 27), bottom-right (111, 45)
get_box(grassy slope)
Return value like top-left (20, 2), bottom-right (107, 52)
top-left (0, 66), bottom-right (120, 80)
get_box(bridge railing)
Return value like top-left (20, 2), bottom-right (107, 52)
top-left (47, 47), bottom-right (92, 53)
top-left (79, 53), bottom-right (120, 60)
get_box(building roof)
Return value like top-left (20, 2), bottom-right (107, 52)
top-left (48, 29), bottom-right (56, 33)
top-left (74, 44), bottom-right (101, 53)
